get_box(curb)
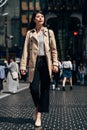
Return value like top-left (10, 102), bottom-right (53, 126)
top-left (0, 83), bottom-right (29, 99)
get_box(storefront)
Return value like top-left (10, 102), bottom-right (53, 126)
top-left (20, 0), bottom-right (84, 60)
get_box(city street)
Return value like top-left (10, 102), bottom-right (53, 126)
top-left (0, 1), bottom-right (87, 129)
top-left (0, 83), bottom-right (87, 130)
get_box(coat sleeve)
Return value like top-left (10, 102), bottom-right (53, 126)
top-left (20, 31), bottom-right (30, 70)
top-left (49, 29), bottom-right (58, 66)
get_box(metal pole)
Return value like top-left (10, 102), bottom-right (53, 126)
top-left (5, 16), bottom-right (9, 60)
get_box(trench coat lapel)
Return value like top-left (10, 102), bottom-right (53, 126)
top-left (30, 30), bottom-right (38, 43)
top-left (30, 27), bottom-right (49, 47)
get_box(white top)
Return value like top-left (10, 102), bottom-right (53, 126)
top-left (37, 31), bottom-right (45, 56)
top-left (62, 61), bottom-right (72, 70)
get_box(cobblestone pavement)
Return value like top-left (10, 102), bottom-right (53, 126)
top-left (0, 84), bottom-right (87, 130)
top-left (0, 82), bottom-right (29, 99)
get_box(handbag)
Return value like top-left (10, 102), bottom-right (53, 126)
top-left (11, 71), bottom-right (18, 79)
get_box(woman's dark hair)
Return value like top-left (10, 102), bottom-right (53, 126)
top-left (29, 10), bottom-right (45, 29)
top-left (65, 55), bottom-right (71, 61)
top-left (79, 62), bottom-right (84, 70)
top-left (9, 56), bottom-right (15, 61)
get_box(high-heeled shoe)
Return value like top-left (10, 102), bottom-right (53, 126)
top-left (35, 112), bottom-right (41, 127)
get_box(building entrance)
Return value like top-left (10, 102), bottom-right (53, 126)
top-left (46, 12), bottom-right (84, 60)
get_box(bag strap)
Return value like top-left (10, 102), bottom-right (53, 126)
top-left (15, 63), bottom-right (18, 72)
top-left (48, 29), bottom-right (50, 47)
top-left (48, 29), bottom-right (52, 51)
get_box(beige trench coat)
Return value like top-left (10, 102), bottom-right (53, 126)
top-left (20, 27), bottom-right (58, 82)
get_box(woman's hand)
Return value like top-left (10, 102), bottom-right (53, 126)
top-left (52, 66), bottom-right (58, 73)
top-left (21, 70), bottom-right (26, 75)
top-left (4, 60), bottom-right (8, 64)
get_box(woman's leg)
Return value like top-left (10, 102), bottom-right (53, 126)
top-left (35, 68), bottom-right (50, 127)
top-left (0, 79), bottom-right (3, 94)
top-left (35, 57), bottom-right (50, 126)
top-left (30, 67), bottom-right (40, 108)
top-left (80, 74), bottom-right (83, 85)
top-left (82, 74), bottom-right (84, 85)
top-left (30, 67), bottom-right (41, 126)
top-left (69, 77), bottom-right (73, 90)
top-left (38, 66), bottom-right (50, 113)
top-left (30, 56), bottom-right (50, 126)
top-left (69, 77), bottom-right (72, 86)
top-left (62, 77), bottom-right (66, 91)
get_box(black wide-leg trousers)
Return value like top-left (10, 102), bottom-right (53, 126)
top-left (30, 56), bottom-right (50, 112)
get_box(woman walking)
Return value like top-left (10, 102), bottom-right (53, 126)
top-left (20, 10), bottom-right (58, 127)
top-left (4, 57), bottom-right (20, 93)
top-left (62, 55), bottom-right (72, 91)
top-left (78, 62), bottom-right (86, 85)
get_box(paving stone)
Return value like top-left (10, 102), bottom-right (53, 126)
top-left (0, 85), bottom-right (87, 129)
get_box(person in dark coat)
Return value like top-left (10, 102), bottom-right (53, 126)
top-left (72, 60), bottom-right (78, 85)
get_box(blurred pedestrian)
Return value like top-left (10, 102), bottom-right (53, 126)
top-left (78, 62), bottom-right (86, 85)
top-left (53, 60), bottom-right (62, 90)
top-left (4, 56), bottom-right (20, 93)
top-left (72, 60), bottom-right (78, 85)
top-left (0, 62), bottom-right (5, 94)
top-left (20, 10), bottom-right (58, 127)
top-left (3, 58), bottom-right (8, 82)
top-left (62, 55), bottom-right (72, 91)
